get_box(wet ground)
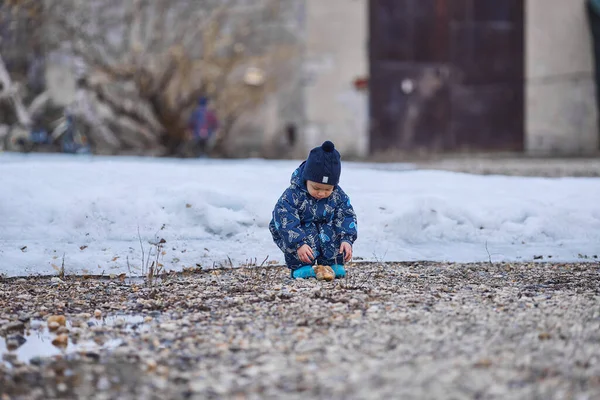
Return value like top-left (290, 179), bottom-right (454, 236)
top-left (1, 262), bottom-right (599, 399)
top-left (0, 315), bottom-right (145, 368)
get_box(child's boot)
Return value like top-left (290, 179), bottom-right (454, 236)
top-left (291, 265), bottom-right (316, 279)
top-left (330, 264), bottom-right (346, 278)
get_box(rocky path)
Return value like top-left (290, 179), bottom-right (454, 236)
top-left (1, 261), bottom-right (599, 399)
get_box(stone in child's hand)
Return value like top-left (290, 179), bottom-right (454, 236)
top-left (314, 265), bottom-right (335, 281)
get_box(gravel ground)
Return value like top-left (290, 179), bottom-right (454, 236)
top-left (1, 261), bottom-right (599, 400)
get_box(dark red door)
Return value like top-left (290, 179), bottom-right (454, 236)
top-left (369, 0), bottom-right (524, 154)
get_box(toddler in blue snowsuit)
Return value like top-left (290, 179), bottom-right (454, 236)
top-left (269, 141), bottom-right (357, 279)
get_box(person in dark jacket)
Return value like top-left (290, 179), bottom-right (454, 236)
top-left (186, 96), bottom-right (219, 157)
top-left (269, 140), bottom-right (358, 279)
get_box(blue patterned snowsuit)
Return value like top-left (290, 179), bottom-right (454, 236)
top-left (269, 162), bottom-right (358, 270)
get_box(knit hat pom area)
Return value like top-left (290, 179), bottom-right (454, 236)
top-left (321, 140), bottom-right (335, 152)
top-left (303, 140), bottom-right (342, 186)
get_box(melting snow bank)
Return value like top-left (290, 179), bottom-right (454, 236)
top-left (1, 153), bottom-right (600, 277)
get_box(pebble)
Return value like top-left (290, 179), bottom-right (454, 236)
top-left (146, 359), bottom-right (158, 371)
top-left (6, 338), bottom-right (20, 350)
top-left (2, 321), bottom-right (25, 334)
top-left (51, 334), bottom-right (68, 347)
top-left (47, 315), bottom-right (66, 326)
top-left (47, 321), bottom-right (60, 331)
top-left (7, 334), bottom-right (26, 348)
top-left (18, 313), bottom-right (31, 323)
top-left (160, 323), bottom-right (177, 331)
top-left (97, 376), bottom-right (111, 391)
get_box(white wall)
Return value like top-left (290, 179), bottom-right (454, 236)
top-left (526, 0), bottom-right (599, 155)
top-left (303, 0), bottom-right (368, 159)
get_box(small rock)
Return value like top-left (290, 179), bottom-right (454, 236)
top-left (47, 315), bottom-right (67, 327)
top-left (474, 358), bottom-right (493, 368)
top-left (17, 313), bottom-right (31, 323)
top-left (538, 332), bottom-right (552, 340)
top-left (84, 352), bottom-right (100, 361)
top-left (70, 320), bottom-right (84, 328)
top-left (160, 323), bottom-right (177, 331)
top-left (2, 321), bottom-right (25, 334)
top-left (48, 321), bottom-right (60, 331)
top-left (30, 357), bottom-right (44, 366)
top-left (6, 334), bottom-right (26, 349)
top-left (295, 354), bottom-right (310, 362)
top-left (97, 376), bottom-right (111, 391)
top-left (113, 318), bottom-right (126, 328)
top-left (189, 380), bottom-right (207, 393)
top-left (146, 359), bottom-right (158, 371)
top-left (6, 339), bottom-right (20, 350)
top-left (52, 334), bottom-right (69, 347)
top-left (56, 326), bottom-right (69, 335)
top-left (153, 377), bottom-right (168, 390)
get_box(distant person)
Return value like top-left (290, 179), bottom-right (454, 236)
top-left (269, 141), bottom-right (358, 279)
top-left (186, 96), bottom-right (219, 157)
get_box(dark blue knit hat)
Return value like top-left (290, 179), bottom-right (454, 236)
top-left (303, 140), bottom-right (341, 186)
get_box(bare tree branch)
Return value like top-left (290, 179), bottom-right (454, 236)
top-left (0, 53), bottom-right (32, 126)
top-left (36, 0), bottom-right (300, 155)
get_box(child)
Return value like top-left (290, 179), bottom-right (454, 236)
top-left (269, 140), bottom-right (357, 279)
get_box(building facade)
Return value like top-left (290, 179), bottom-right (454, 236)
top-left (303, 0), bottom-right (600, 157)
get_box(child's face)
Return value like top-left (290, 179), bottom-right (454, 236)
top-left (306, 180), bottom-right (334, 200)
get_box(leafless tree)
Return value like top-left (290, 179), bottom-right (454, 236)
top-left (40, 0), bottom-right (300, 155)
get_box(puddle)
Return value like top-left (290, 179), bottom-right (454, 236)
top-left (0, 315), bottom-right (152, 367)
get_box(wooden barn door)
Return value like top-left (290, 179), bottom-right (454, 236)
top-left (369, 0), bottom-right (524, 154)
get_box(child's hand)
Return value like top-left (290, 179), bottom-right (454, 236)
top-left (340, 242), bottom-right (352, 262)
top-left (297, 244), bottom-right (314, 264)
